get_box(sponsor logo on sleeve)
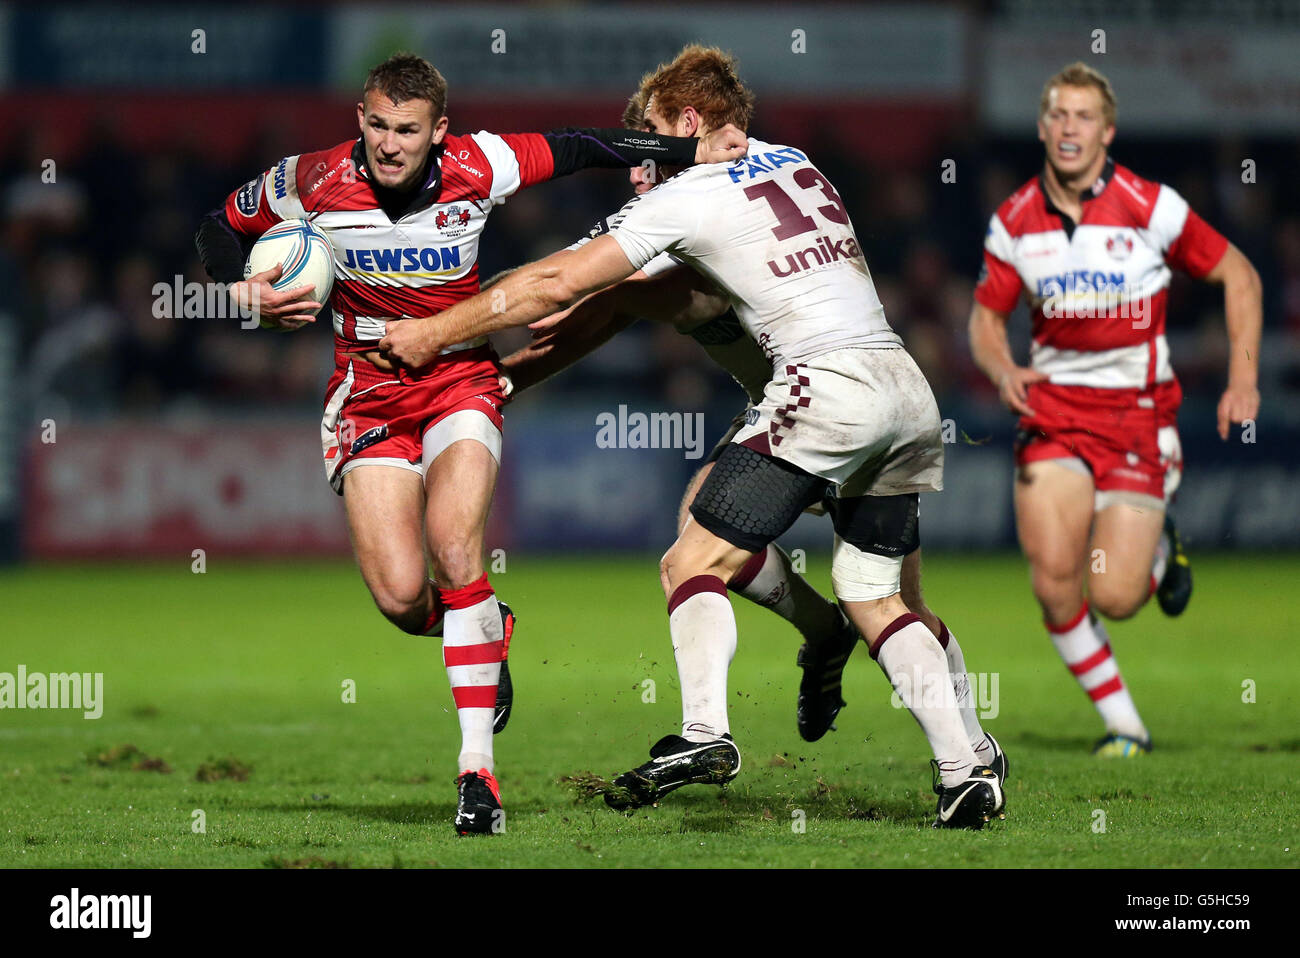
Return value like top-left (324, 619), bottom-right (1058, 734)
top-left (272, 158), bottom-right (289, 200)
top-left (235, 174), bottom-right (265, 217)
top-left (452, 149), bottom-right (486, 178)
top-left (307, 157), bottom-right (356, 196)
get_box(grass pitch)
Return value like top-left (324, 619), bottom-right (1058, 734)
top-left (1, 554), bottom-right (1296, 868)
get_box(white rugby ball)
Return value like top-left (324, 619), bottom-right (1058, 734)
top-left (243, 217), bottom-right (335, 318)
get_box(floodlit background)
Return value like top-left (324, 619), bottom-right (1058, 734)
top-left (3, 0), bottom-right (1299, 562)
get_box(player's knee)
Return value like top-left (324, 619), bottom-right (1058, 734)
top-left (1028, 564), bottom-right (1085, 621)
top-left (429, 538), bottom-right (483, 590)
top-left (659, 545), bottom-right (698, 594)
top-left (1089, 575), bottom-right (1146, 621)
top-left (660, 540), bottom-right (729, 596)
top-left (658, 550), bottom-right (675, 596)
top-left (831, 540), bottom-right (902, 605)
top-left (1030, 560), bottom-right (1082, 600)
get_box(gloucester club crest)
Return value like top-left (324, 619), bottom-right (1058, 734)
top-left (1105, 232), bottom-right (1134, 261)
top-left (435, 204), bottom-right (473, 238)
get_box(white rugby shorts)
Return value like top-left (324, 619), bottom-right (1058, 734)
top-left (730, 346), bottom-right (944, 498)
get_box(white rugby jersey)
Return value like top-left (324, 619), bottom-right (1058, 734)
top-left (606, 138), bottom-right (902, 371)
top-left (571, 215), bottom-right (770, 404)
top-left (975, 157), bottom-right (1228, 395)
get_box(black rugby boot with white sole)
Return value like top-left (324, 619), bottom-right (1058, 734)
top-left (604, 734), bottom-right (741, 811)
top-left (932, 765), bottom-right (1003, 830)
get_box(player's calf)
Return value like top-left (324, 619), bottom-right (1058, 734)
top-left (440, 575), bottom-right (505, 774)
top-left (831, 501), bottom-right (996, 824)
top-left (660, 529), bottom-right (749, 744)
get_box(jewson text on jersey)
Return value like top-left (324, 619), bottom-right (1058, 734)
top-left (341, 246), bottom-right (462, 273)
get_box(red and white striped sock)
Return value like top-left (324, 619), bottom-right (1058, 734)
top-left (667, 575), bottom-right (737, 743)
top-left (440, 574), bottom-right (503, 774)
top-left (1047, 602), bottom-right (1147, 740)
top-left (421, 581), bottom-right (446, 636)
top-left (729, 544), bottom-right (843, 642)
top-left (871, 613), bottom-right (978, 788)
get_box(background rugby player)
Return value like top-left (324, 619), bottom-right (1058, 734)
top-left (968, 62), bottom-right (1262, 757)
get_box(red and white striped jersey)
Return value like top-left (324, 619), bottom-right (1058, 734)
top-left (974, 158), bottom-right (1228, 394)
top-left (224, 133), bottom-right (554, 351)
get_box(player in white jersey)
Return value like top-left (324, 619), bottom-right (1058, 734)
top-left (495, 88), bottom-right (996, 750)
top-left (384, 47), bottom-right (1006, 828)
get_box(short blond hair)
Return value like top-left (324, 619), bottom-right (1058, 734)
top-left (1039, 61), bottom-right (1116, 127)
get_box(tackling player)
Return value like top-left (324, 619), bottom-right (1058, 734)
top-left (498, 89), bottom-right (994, 757)
top-left (969, 62), bottom-right (1261, 756)
top-left (194, 53), bottom-right (748, 833)
top-left (384, 47), bottom-right (1007, 828)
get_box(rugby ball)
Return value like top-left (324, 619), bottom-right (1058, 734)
top-left (243, 218), bottom-right (335, 318)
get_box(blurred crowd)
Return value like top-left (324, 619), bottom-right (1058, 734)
top-left (5, 118), bottom-right (1300, 425)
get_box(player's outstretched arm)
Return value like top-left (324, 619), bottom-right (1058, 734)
top-left (1203, 243), bottom-right (1262, 440)
top-left (527, 264), bottom-right (728, 335)
top-left (503, 266), bottom-right (731, 395)
top-left (380, 235), bottom-right (637, 370)
top-left (534, 125), bottom-right (748, 178)
top-left (968, 301), bottom-right (1046, 417)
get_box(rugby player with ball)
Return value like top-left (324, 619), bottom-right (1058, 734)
top-left (195, 53), bottom-right (748, 834)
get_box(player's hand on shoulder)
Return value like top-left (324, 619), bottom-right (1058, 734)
top-left (696, 124), bottom-right (749, 165)
top-left (229, 264), bottom-right (319, 332)
top-left (1217, 382), bottom-right (1260, 440)
top-left (998, 366), bottom-right (1048, 417)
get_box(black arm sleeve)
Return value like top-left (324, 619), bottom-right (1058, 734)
top-left (542, 128), bottom-right (697, 178)
top-left (195, 209), bottom-right (251, 285)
